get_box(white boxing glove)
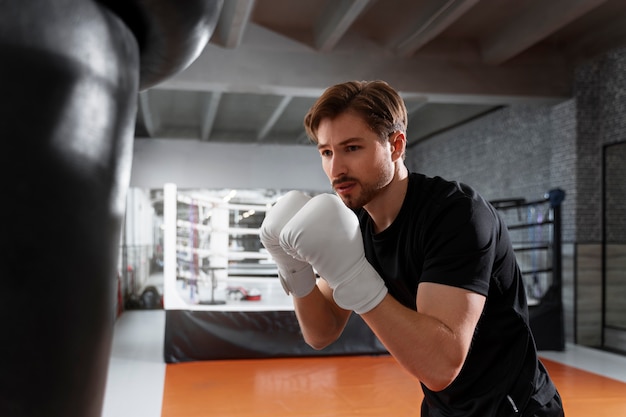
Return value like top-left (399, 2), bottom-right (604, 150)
top-left (259, 191), bottom-right (316, 297)
top-left (279, 193), bottom-right (388, 314)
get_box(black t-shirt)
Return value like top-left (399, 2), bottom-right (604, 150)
top-left (356, 173), bottom-right (556, 417)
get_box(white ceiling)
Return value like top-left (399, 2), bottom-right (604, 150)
top-left (135, 0), bottom-right (626, 147)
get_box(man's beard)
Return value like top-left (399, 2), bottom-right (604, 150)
top-left (335, 170), bottom-right (392, 210)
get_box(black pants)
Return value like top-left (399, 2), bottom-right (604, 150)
top-left (420, 391), bottom-right (564, 416)
top-left (523, 392), bottom-right (564, 417)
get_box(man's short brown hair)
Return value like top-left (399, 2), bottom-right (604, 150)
top-left (304, 80), bottom-right (408, 145)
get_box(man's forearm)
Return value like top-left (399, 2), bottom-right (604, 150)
top-left (293, 283), bottom-right (351, 350)
top-left (360, 294), bottom-right (466, 392)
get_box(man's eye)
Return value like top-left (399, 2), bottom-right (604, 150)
top-left (320, 150), bottom-right (332, 157)
top-left (346, 145), bottom-right (359, 152)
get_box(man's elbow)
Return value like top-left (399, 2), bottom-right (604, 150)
top-left (301, 325), bottom-right (344, 350)
top-left (300, 320), bottom-right (345, 350)
top-left (404, 351), bottom-right (465, 392)
top-left (422, 340), bottom-right (470, 391)
top-left (303, 334), bottom-right (338, 350)
top-left (422, 374), bottom-right (457, 392)
top-left (420, 364), bottom-right (463, 392)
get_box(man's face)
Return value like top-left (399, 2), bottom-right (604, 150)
top-left (316, 111), bottom-right (395, 210)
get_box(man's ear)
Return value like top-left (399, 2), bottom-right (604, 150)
top-left (390, 132), bottom-right (406, 160)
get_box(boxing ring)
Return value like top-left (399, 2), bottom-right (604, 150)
top-left (491, 189), bottom-right (566, 351)
top-left (161, 185), bottom-right (568, 362)
top-left (160, 184), bottom-right (386, 363)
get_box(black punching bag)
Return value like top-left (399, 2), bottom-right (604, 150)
top-left (0, 1), bottom-right (222, 416)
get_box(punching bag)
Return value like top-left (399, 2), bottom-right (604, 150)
top-left (0, 1), bottom-right (222, 416)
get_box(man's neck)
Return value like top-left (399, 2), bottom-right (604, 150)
top-left (364, 164), bottom-right (409, 234)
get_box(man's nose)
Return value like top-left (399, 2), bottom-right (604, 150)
top-left (329, 153), bottom-right (347, 179)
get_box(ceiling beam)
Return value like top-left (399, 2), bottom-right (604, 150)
top-left (404, 97), bottom-right (429, 116)
top-left (163, 24), bottom-right (571, 104)
top-left (314, 0), bottom-right (372, 52)
top-left (257, 95), bottom-right (292, 141)
top-left (481, 0), bottom-right (607, 65)
top-left (200, 91), bottom-right (222, 141)
top-left (395, 0), bottom-right (481, 57)
top-left (212, 0), bottom-right (255, 48)
top-left (563, 13), bottom-right (626, 61)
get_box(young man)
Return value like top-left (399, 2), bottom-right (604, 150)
top-left (260, 80), bottom-right (564, 416)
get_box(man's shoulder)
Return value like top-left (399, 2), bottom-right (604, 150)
top-left (408, 172), bottom-right (485, 206)
top-left (408, 172), bottom-right (461, 194)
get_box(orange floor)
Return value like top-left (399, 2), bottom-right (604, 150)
top-left (161, 355), bottom-right (626, 417)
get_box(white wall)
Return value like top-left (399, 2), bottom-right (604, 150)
top-left (130, 139), bottom-right (330, 192)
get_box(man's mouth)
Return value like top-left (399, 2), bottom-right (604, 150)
top-left (333, 181), bottom-right (356, 194)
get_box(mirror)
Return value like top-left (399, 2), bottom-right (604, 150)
top-left (119, 187), bottom-right (321, 310)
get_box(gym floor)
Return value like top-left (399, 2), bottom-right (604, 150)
top-left (102, 310), bottom-right (626, 417)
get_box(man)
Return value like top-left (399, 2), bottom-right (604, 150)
top-left (260, 80), bottom-right (564, 416)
